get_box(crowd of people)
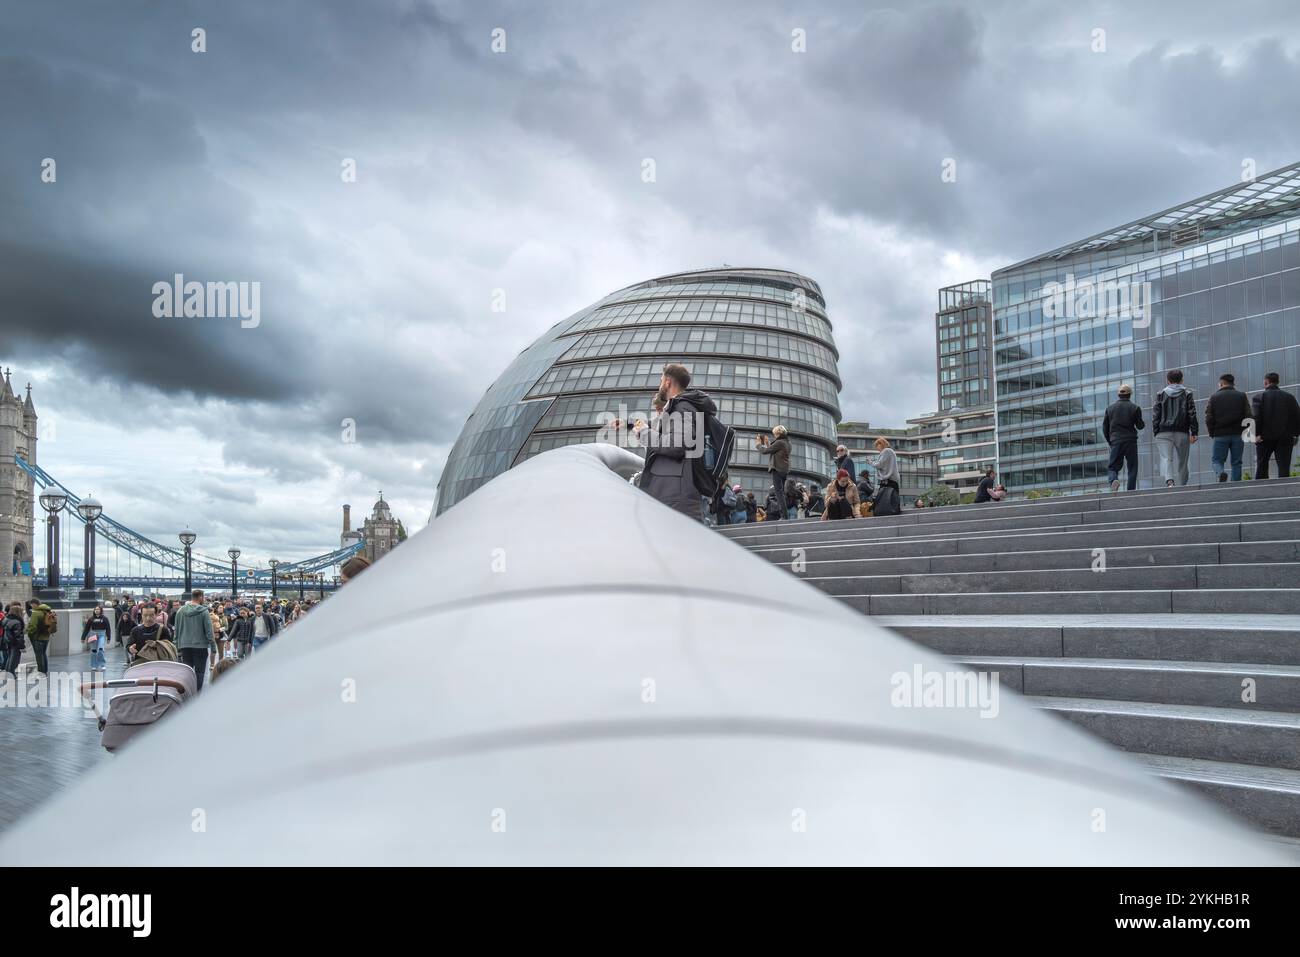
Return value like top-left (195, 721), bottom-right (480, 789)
top-left (613, 362), bottom-right (1300, 527)
top-left (1104, 370), bottom-right (1300, 490)
top-left (0, 590), bottom-right (319, 691)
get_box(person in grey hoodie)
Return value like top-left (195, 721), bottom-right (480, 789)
top-left (172, 589), bottom-right (217, 691)
top-left (1151, 369), bottom-right (1198, 487)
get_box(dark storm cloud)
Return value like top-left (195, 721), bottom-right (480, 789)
top-left (3, 0), bottom-right (1300, 554)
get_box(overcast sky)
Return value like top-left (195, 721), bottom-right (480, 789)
top-left (2, 0), bottom-right (1299, 569)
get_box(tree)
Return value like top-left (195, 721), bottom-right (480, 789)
top-left (919, 484), bottom-right (960, 508)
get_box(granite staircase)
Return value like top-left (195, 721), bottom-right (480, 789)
top-left (718, 477), bottom-right (1300, 842)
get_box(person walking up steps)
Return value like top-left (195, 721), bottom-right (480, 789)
top-left (1206, 373), bottom-right (1250, 482)
top-left (1103, 384), bottom-right (1144, 491)
top-left (1151, 369), bottom-right (1198, 487)
top-left (1251, 371), bottom-right (1300, 480)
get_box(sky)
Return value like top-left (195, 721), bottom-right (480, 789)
top-left (2, 0), bottom-right (1299, 568)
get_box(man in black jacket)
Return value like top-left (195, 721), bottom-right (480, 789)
top-left (2, 602), bottom-right (25, 676)
top-left (1205, 373), bottom-right (1250, 482)
top-left (1252, 372), bottom-right (1300, 480)
top-left (1103, 384), bottom-right (1145, 491)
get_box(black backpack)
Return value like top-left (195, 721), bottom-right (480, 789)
top-left (692, 410), bottom-right (736, 497)
top-left (1158, 390), bottom-right (1190, 432)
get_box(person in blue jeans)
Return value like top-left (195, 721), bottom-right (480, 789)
top-left (1205, 373), bottom-right (1251, 482)
top-left (80, 604), bottom-right (112, 673)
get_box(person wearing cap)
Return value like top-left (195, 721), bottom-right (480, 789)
top-left (822, 468), bottom-right (859, 521)
top-left (1103, 384), bottom-right (1145, 491)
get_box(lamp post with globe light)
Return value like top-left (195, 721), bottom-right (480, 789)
top-left (76, 496), bottom-right (103, 601)
top-left (269, 558), bottom-right (279, 599)
top-left (37, 488), bottom-right (68, 601)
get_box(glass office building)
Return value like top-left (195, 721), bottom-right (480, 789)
top-left (994, 163), bottom-right (1300, 494)
top-left (936, 280), bottom-right (994, 411)
top-left (435, 267), bottom-right (842, 515)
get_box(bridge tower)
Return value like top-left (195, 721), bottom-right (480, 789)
top-left (0, 370), bottom-right (37, 608)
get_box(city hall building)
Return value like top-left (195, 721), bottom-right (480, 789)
top-left (993, 162), bottom-right (1300, 494)
top-left (435, 267), bottom-right (843, 515)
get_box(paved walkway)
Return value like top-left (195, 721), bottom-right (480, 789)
top-left (0, 643), bottom-right (138, 836)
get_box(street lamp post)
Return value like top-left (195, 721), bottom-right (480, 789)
top-left (228, 546), bottom-right (241, 599)
top-left (76, 496), bottom-right (103, 602)
top-left (318, 573), bottom-right (325, 600)
top-left (179, 528), bottom-right (196, 600)
top-left (269, 558), bottom-right (279, 598)
top-left (298, 571), bottom-right (305, 601)
top-left (37, 488), bottom-right (68, 600)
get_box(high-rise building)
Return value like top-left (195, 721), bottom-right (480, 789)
top-left (993, 162), bottom-right (1300, 494)
top-left (837, 422), bottom-right (936, 505)
top-left (936, 280), bottom-right (993, 411)
top-left (435, 267), bottom-right (843, 515)
top-left (905, 405), bottom-right (998, 496)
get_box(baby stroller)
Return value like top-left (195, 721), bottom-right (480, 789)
top-left (80, 660), bottom-right (197, 752)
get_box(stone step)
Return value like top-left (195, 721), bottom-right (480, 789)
top-left (723, 498), bottom-right (1300, 548)
top-left (874, 614), bottom-right (1300, 664)
top-left (1136, 754), bottom-right (1300, 840)
top-left (807, 562), bottom-right (1300, 597)
top-left (749, 520), bottom-right (1300, 563)
top-left (1029, 696), bottom-right (1300, 771)
top-left (956, 656), bottom-right (1300, 712)
top-left (771, 540), bottom-right (1300, 578)
top-left (717, 476), bottom-right (1300, 539)
top-left (840, 588), bottom-right (1300, 616)
top-left (718, 477), bottom-right (1300, 539)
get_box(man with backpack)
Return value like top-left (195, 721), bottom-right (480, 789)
top-left (1151, 369), bottom-right (1199, 487)
top-left (1252, 371), bottom-right (1300, 479)
top-left (25, 603), bottom-right (55, 678)
top-left (1205, 373), bottom-right (1251, 482)
top-left (1103, 384), bottom-right (1145, 491)
top-left (614, 364), bottom-right (726, 521)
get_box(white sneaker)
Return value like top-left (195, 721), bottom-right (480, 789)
top-left (1109, 480), bottom-right (1120, 492)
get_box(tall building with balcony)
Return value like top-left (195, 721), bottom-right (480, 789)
top-left (905, 405), bottom-right (998, 496)
top-left (837, 422), bottom-right (936, 505)
top-left (993, 162), bottom-right (1300, 495)
top-left (936, 280), bottom-right (994, 411)
top-left (435, 268), bottom-right (843, 515)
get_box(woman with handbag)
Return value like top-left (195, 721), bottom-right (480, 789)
top-left (81, 604), bottom-right (112, 673)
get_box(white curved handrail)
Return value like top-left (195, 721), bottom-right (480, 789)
top-left (0, 444), bottom-right (1284, 864)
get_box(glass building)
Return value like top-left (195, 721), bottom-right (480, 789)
top-left (435, 267), bottom-right (842, 515)
top-left (936, 280), bottom-right (994, 410)
top-left (993, 163), bottom-right (1300, 495)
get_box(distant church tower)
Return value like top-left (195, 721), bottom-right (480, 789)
top-left (0, 369), bottom-right (37, 607)
top-left (361, 492), bottom-right (400, 563)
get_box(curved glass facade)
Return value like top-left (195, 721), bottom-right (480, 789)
top-left (435, 267), bottom-right (842, 515)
